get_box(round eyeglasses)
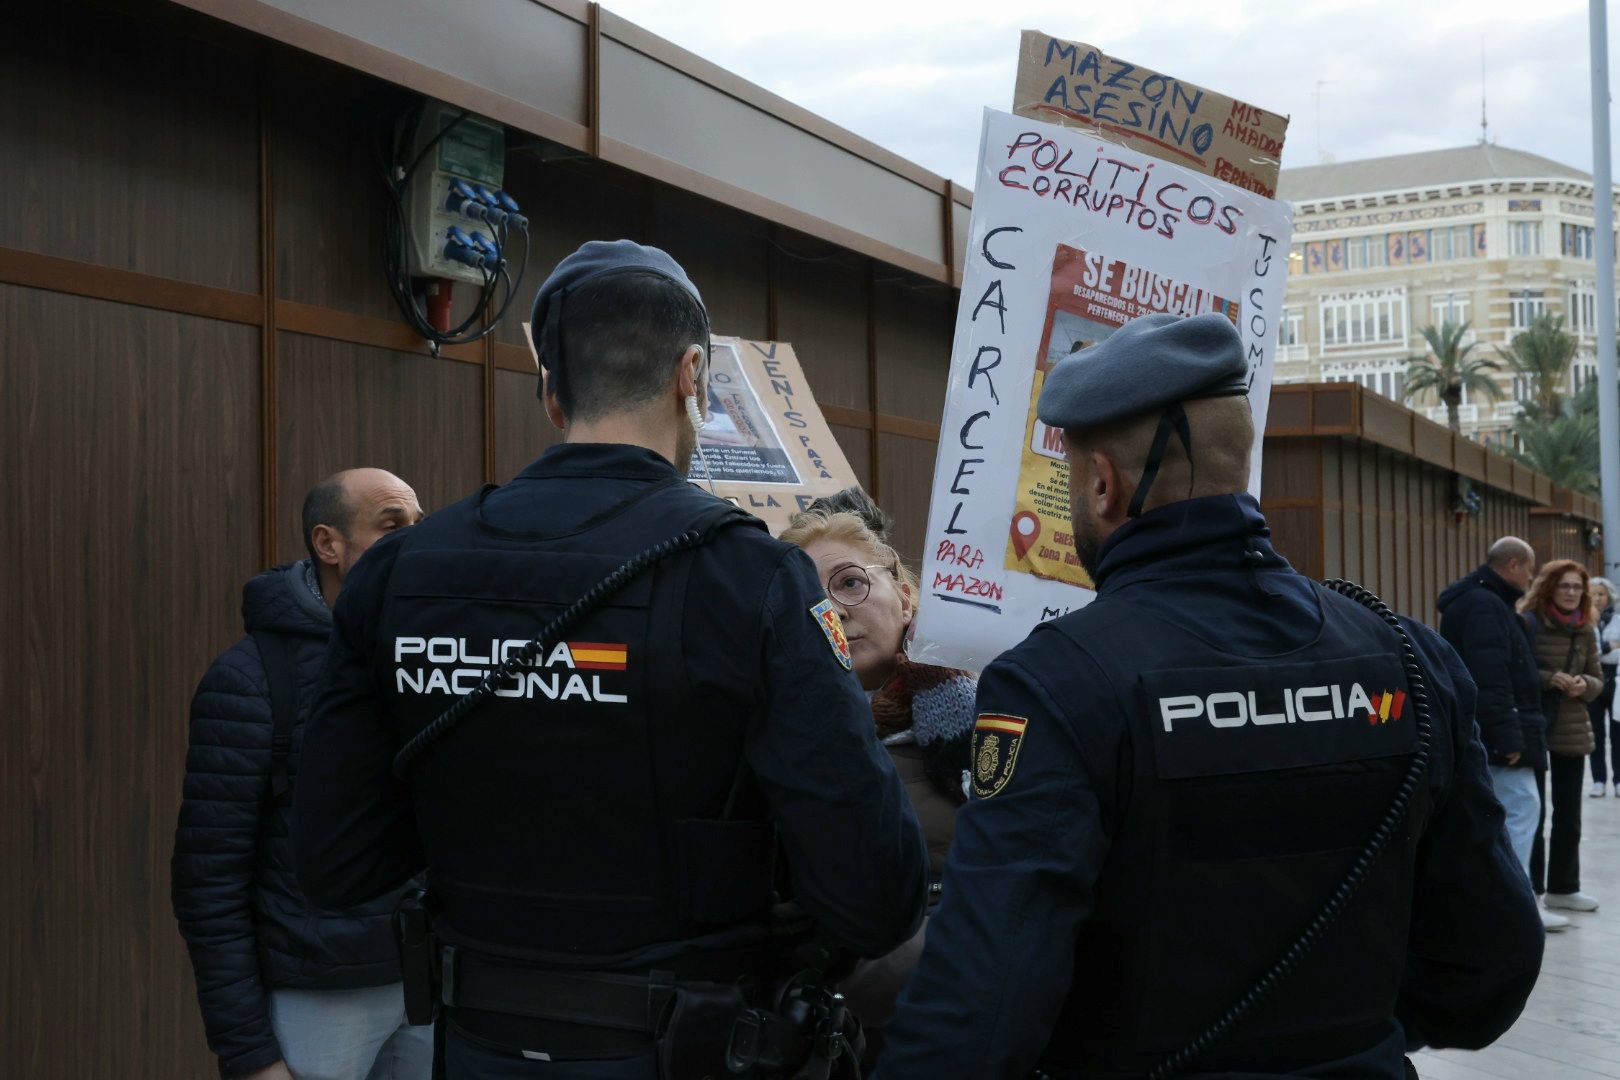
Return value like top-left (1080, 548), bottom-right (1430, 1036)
top-left (825, 563), bottom-right (893, 609)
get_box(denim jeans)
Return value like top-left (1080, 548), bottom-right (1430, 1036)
top-left (1488, 764), bottom-right (1540, 880)
top-left (269, 983), bottom-right (433, 1080)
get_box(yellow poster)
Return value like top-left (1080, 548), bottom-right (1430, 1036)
top-left (1004, 244), bottom-right (1241, 587)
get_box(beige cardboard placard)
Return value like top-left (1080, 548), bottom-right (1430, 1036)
top-left (1013, 30), bottom-right (1288, 198)
top-left (688, 336), bottom-right (858, 535)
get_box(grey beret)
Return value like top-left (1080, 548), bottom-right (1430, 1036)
top-left (529, 240), bottom-right (707, 374)
top-left (1036, 312), bottom-right (1247, 430)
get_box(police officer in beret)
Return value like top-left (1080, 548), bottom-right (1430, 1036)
top-left (879, 312), bottom-right (1543, 1078)
top-left (293, 240), bottom-right (928, 1078)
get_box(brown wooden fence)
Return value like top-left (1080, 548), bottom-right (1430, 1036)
top-left (1261, 383), bottom-right (1604, 627)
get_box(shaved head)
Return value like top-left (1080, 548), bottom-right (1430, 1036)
top-left (1062, 395), bottom-right (1255, 576)
top-left (1065, 395), bottom-right (1255, 514)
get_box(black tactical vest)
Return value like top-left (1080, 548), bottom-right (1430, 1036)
top-left (1041, 583), bottom-right (1429, 1076)
top-left (376, 477), bottom-right (777, 966)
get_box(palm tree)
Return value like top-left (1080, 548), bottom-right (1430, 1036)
top-left (1510, 407), bottom-right (1600, 494)
top-left (1498, 313), bottom-right (1579, 423)
top-left (1402, 321), bottom-right (1503, 432)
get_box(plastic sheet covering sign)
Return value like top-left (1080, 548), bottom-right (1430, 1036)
top-left (685, 336), bottom-right (858, 535)
top-left (908, 108), bottom-right (1293, 673)
top-left (1013, 30), bottom-right (1289, 198)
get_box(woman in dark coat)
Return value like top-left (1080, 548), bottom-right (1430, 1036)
top-left (1521, 559), bottom-right (1605, 912)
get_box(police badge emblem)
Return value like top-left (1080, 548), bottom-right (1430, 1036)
top-left (972, 714), bottom-right (1027, 798)
top-left (809, 598), bottom-right (853, 670)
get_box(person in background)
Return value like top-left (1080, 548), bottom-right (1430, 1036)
top-left (1436, 538), bottom-right (1561, 928)
top-left (782, 489), bottom-right (976, 1059)
top-left (1522, 559), bottom-right (1605, 914)
top-left (173, 469), bottom-right (429, 1080)
top-left (1588, 577), bottom-right (1619, 797)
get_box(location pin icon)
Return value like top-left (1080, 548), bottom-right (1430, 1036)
top-left (1010, 511), bottom-right (1041, 560)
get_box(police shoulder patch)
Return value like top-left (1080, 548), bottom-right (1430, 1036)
top-left (809, 598), bottom-right (852, 670)
top-left (972, 713), bottom-right (1028, 798)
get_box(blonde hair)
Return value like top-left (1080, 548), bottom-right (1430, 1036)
top-left (780, 509), bottom-right (918, 599)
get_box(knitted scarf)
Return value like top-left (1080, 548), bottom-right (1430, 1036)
top-left (871, 656), bottom-right (978, 803)
top-left (1546, 605), bottom-right (1586, 629)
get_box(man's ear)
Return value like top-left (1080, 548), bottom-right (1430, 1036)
top-left (1092, 451), bottom-right (1131, 523)
top-left (541, 369), bottom-right (566, 432)
top-left (675, 345), bottom-right (704, 405)
top-left (309, 523), bottom-right (344, 569)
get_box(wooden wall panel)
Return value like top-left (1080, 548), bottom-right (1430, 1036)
top-left (0, 1), bottom-right (259, 292)
top-left (775, 242), bottom-right (871, 411)
top-left (494, 367), bottom-right (559, 483)
top-left (274, 333), bottom-right (484, 559)
top-left (0, 286), bottom-right (258, 1080)
top-left (829, 423), bottom-right (875, 492)
top-left (877, 433), bottom-right (940, 569)
top-left (1322, 441), bottom-right (1344, 581)
top-left (1259, 439), bottom-right (1320, 502)
top-left (271, 54), bottom-right (408, 322)
top-left (1358, 445), bottom-right (1379, 595)
top-left (651, 189), bottom-right (769, 341)
top-left (1377, 452), bottom-right (1395, 610)
top-left (494, 156), bottom-right (648, 350)
top-left (1267, 508), bottom-right (1323, 581)
top-left (873, 274), bottom-right (953, 424)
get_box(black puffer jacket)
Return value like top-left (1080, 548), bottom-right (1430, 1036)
top-left (1437, 564), bottom-right (1547, 768)
top-left (172, 562), bottom-right (407, 1078)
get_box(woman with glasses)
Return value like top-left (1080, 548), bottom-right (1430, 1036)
top-left (1520, 559), bottom-right (1605, 914)
top-left (780, 491), bottom-right (976, 1062)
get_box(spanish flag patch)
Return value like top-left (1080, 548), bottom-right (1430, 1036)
top-left (568, 642), bottom-right (628, 670)
top-left (972, 714), bottom-right (1028, 798)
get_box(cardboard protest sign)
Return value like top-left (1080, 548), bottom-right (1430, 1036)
top-left (687, 336), bottom-right (858, 534)
top-left (909, 108), bottom-right (1294, 672)
top-left (1013, 30), bottom-right (1288, 198)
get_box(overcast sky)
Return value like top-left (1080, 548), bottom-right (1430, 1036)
top-left (609, 0), bottom-right (1616, 189)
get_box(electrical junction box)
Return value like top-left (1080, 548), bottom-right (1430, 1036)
top-left (402, 103), bottom-right (511, 285)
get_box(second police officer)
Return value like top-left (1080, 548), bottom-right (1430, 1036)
top-left (879, 313), bottom-right (1544, 1079)
top-left (293, 241), bottom-right (929, 1078)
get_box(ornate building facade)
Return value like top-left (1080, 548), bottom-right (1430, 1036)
top-left (1276, 144), bottom-right (1616, 446)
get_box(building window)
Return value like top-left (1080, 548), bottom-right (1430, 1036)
top-left (1509, 221), bottom-right (1543, 257)
top-left (1426, 225), bottom-right (1475, 262)
top-left (1346, 235), bottom-right (1387, 270)
top-left (1320, 290), bottom-right (1407, 349)
top-left (1324, 366), bottom-right (1406, 402)
top-left (1568, 285), bottom-right (1597, 333)
top-left (1509, 291), bottom-right (1547, 330)
top-left (1573, 356), bottom-right (1599, 393)
top-left (1278, 308), bottom-right (1304, 347)
top-left (1431, 292), bottom-right (1471, 326)
top-left (1562, 223), bottom-right (1595, 259)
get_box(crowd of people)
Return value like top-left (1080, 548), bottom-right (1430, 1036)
top-left (1439, 539), bottom-right (1617, 933)
top-left (168, 242), bottom-right (1550, 1080)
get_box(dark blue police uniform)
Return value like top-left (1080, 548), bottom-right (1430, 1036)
top-left (879, 314), bottom-right (1542, 1078)
top-left (294, 243), bottom-right (927, 1078)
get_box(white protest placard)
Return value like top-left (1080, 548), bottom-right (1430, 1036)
top-left (909, 107), bottom-right (1294, 673)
